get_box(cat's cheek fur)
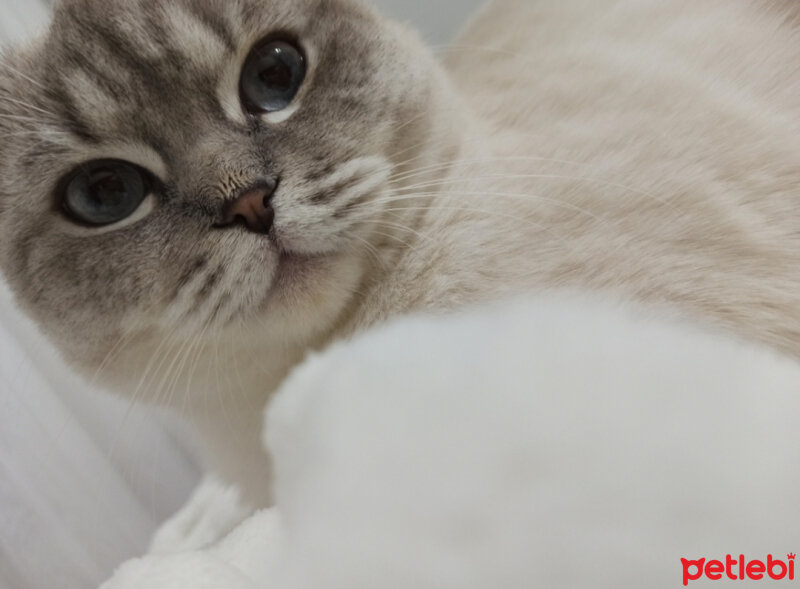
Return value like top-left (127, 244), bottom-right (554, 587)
top-left (272, 156), bottom-right (392, 255)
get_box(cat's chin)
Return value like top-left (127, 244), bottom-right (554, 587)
top-left (274, 249), bottom-right (329, 286)
top-left (251, 247), bottom-right (365, 346)
top-left (268, 249), bottom-right (347, 309)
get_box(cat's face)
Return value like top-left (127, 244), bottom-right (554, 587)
top-left (0, 0), bottom-right (441, 386)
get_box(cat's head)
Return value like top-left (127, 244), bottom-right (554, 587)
top-left (0, 0), bottom-right (459, 396)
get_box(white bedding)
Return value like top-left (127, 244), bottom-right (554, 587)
top-left (103, 296), bottom-right (800, 588)
top-left (0, 282), bottom-right (200, 589)
top-left (0, 9), bottom-right (198, 588)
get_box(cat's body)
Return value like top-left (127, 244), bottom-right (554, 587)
top-left (359, 0), bottom-right (800, 343)
top-left (0, 0), bottom-right (799, 506)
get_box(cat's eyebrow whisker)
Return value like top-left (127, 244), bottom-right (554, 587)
top-left (0, 113), bottom-right (47, 124)
top-left (0, 96), bottom-right (57, 119)
top-left (2, 129), bottom-right (70, 138)
top-left (1, 134), bottom-right (74, 151)
top-left (0, 62), bottom-right (49, 92)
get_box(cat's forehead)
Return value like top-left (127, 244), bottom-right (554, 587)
top-left (47, 0), bottom-right (311, 78)
top-left (52, 0), bottom-right (311, 38)
top-left (16, 0), bottom-right (376, 147)
top-left (48, 0), bottom-right (367, 51)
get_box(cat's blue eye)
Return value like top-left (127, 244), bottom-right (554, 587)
top-left (240, 40), bottom-right (306, 114)
top-left (62, 160), bottom-right (150, 226)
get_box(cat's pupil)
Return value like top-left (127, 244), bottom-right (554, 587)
top-left (259, 65), bottom-right (291, 90)
top-left (90, 172), bottom-right (126, 206)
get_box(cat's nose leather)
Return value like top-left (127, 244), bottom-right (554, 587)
top-left (218, 179), bottom-right (278, 235)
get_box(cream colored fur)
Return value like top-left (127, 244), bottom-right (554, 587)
top-left (359, 0), bottom-right (800, 345)
top-left (187, 0), bottom-right (800, 506)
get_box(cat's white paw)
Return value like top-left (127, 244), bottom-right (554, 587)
top-left (103, 510), bottom-right (283, 589)
top-left (100, 552), bottom-right (257, 589)
top-left (149, 475), bottom-right (253, 554)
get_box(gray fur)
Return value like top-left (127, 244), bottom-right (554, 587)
top-left (0, 0), bottom-right (437, 373)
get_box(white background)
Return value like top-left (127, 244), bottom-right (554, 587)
top-left (0, 0), bottom-right (484, 588)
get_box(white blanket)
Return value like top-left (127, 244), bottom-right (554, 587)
top-left (103, 295), bottom-right (800, 588)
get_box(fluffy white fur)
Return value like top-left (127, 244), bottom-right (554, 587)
top-left (103, 295), bottom-right (800, 588)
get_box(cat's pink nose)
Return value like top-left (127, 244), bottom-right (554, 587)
top-left (219, 179), bottom-right (278, 234)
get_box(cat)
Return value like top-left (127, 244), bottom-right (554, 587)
top-left (1, 0), bottom-right (799, 513)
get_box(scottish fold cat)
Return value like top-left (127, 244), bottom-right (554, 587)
top-left (0, 0), bottom-right (798, 511)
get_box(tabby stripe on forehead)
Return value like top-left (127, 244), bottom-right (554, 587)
top-left (181, 2), bottom-right (238, 54)
top-left (48, 84), bottom-right (100, 143)
top-left (63, 51), bottom-right (129, 105)
top-left (160, 3), bottom-right (231, 71)
top-left (85, 22), bottom-right (173, 90)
